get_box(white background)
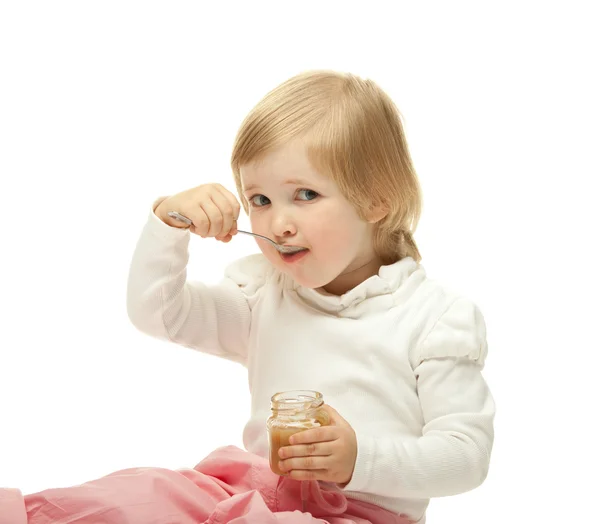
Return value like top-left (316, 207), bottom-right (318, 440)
top-left (1, 1), bottom-right (598, 522)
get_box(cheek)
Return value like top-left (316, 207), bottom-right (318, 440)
top-left (248, 214), bottom-right (278, 258)
top-left (249, 213), bottom-right (268, 236)
top-left (316, 228), bottom-right (360, 260)
top-left (308, 207), bottom-right (363, 250)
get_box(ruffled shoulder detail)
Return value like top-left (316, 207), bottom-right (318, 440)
top-left (417, 297), bottom-right (488, 367)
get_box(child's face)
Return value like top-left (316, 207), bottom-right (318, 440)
top-left (240, 140), bottom-right (383, 295)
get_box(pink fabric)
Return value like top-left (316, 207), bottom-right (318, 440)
top-left (0, 446), bottom-right (414, 523)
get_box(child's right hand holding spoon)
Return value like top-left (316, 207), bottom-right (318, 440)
top-left (155, 183), bottom-right (241, 243)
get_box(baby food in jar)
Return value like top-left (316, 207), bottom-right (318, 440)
top-left (266, 390), bottom-right (330, 476)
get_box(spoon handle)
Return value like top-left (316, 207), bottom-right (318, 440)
top-left (166, 211), bottom-right (279, 248)
top-left (166, 211), bottom-right (193, 226)
top-left (234, 229), bottom-right (276, 246)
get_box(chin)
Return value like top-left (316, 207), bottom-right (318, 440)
top-left (261, 249), bottom-right (347, 290)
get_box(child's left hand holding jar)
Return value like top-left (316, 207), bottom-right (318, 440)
top-left (277, 404), bottom-right (358, 485)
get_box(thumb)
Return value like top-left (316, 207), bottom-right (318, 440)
top-left (321, 404), bottom-right (350, 428)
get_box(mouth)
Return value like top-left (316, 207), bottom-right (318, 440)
top-left (279, 247), bottom-right (309, 263)
top-left (280, 245), bottom-right (307, 254)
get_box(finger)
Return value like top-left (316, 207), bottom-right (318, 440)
top-left (216, 219), bottom-right (237, 240)
top-left (215, 184), bottom-right (241, 221)
top-left (320, 404), bottom-right (346, 427)
top-left (278, 455), bottom-right (329, 473)
top-left (215, 186), bottom-right (240, 237)
top-left (278, 441), bottom-right (333, 460)
top-left (288, 426), bottom-right (338, 445)
top-left (187, 208), bottom-right (210, 237)
top-left (216, 233), bottom-right (233, 243)
top-left (209, 191), bottom-right (236, 238)
top-left (199, 198), bottom-right (224, 237)
top-left (215, 221), bottom-right (236, 242)
top-left (287, 469), bottom-right (329, 482)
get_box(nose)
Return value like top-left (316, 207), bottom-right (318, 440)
top-left (270, 207), bottom-right (297, 240)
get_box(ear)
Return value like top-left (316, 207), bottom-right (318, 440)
top-left (365, 203), bottom-right (388, 223)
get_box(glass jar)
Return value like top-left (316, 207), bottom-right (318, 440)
top-left (266, 390), bottom-right (330, 476)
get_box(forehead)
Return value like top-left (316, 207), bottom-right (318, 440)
top-left (240, 141), bottom-right (330, 191)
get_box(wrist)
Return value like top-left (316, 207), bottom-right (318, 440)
top-left (338, 433), bottom-right (373, 492)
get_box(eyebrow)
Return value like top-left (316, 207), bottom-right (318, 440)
top-left (243, 178), bottom-right (312, 193)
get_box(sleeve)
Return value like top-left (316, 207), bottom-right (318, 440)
top-left (126, 200), bottom-right (271, 366)
top-left (341, 297), bottom-right (495, 499)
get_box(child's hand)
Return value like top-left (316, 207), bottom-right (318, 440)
top-left (277, 404), bottom-right (358, 485)
top-left (155, 183), bottom-right (241, 242)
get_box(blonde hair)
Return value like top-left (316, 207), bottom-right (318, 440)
top-left (230, 70), bottom-right (422, 264)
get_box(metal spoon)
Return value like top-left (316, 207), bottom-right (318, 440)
top-left (166, 211), bottom-right (304, 254)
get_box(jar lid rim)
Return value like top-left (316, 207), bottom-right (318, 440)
top-left (270, 390), bottom-right (324, 412)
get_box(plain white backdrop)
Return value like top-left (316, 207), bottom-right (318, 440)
top-left (1, 1), bottom-right (598, 522)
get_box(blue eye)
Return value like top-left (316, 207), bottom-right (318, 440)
top-left (298, 189), bottom-right (319, 201)
top-left (250, 194), bottom-right (271, 207)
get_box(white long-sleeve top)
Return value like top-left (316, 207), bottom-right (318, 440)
top-left (127, 206), bottom-right (495, 523)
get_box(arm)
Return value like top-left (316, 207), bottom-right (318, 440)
top-left (343, 298), bottom-right (495, 498)
top-left (126, 202), bottom-right (267, 365)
